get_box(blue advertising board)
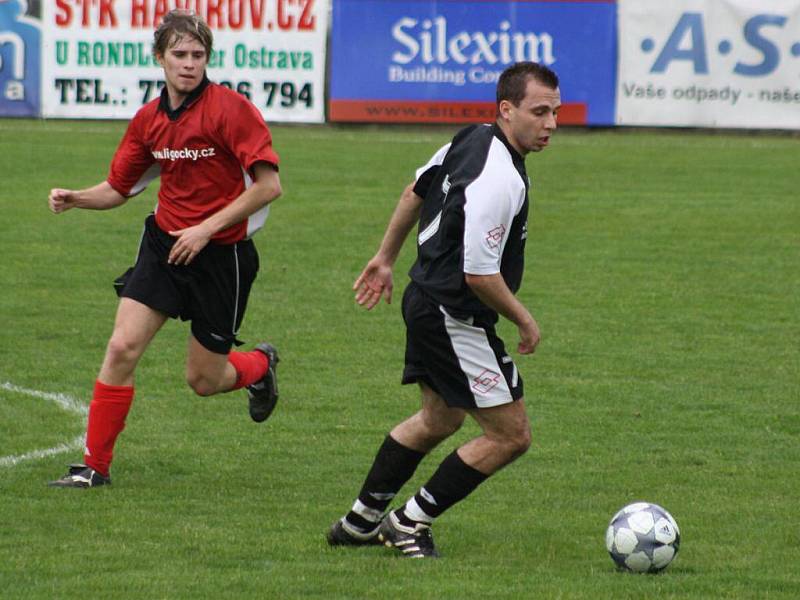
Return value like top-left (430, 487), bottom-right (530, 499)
top-left (0, 0), bottom-right (40, 117)
top-left (330, 0), bottom-right (617, 124)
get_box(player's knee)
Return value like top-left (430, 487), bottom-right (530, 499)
top-left (513, 425), bottom-right (532, 456)
top-left (497, 423), bottom-right (531, 463)
top-left (509, 424), bottom-right (532, 459)
top-left (421, 411), bottom-right (463, 440)
top-left (105, 335), bottom-right (141, 367)
top-left (186, 373), bottom-right (217, 397)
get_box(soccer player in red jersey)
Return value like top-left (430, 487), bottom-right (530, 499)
top-left (47, 10), bottom-right (282, 488)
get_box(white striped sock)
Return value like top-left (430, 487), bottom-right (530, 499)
top-left (352, 499), bottom-right (384, 524)
top-left (404, 496), bottom-right (434, 524)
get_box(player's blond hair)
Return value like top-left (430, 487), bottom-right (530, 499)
top-left (153, 10), bottom-right (213, 59)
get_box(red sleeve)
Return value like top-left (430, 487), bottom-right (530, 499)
top-left (221, 94), bottom-right (280, 175)
top-left (107, 109), bottom-right (158, 197)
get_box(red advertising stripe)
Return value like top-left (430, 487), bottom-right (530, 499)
top-left (330, 100), bottom-right (587, 125)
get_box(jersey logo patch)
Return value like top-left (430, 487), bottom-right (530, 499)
top-left (485, 225), bottom-right (506, 249)
top-left (472, 369), bottom-right (501, 394)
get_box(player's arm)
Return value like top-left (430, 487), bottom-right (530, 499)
top-left (465, 273), bottom-right (540, 354)
top-left (461, 163), bottom-right (538, 352)
top-left (353, 182), bottom-right (423, 310)
top-left (48, 181), bottom-right (127, 214)
top-left (167, 161), bottom-right (281, 266)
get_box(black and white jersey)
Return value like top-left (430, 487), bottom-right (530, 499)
top-left (409, 123), bottom-right (530, 319)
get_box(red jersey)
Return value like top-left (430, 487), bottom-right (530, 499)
top-left (107, 78), bottom-right (280, 245)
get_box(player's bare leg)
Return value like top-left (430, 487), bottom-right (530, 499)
top-left (186, 336), bottom-right (280, 423)
top-left (185, 336), bottom-right (238, 396)
top-left (381, 399), bottom-right (531, 557)
top-left (50, 298), bottom-right (167, 488)
top-left (99, 298), bottom-right (169, 386)
top-left (329, 384), bottom-right (463, 547)
top-left (390, 383), bottom-right (466, 453)
top-left (460, 398), bottom-right (532, 475)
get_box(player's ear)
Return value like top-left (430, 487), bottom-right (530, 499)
top-left (498, 99), bottom-right (514, 122)
top-left (155, 53), bottom-right (165, 67)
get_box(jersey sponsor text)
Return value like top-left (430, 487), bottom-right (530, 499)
top-left (151, 146), bottom-right (216, 162)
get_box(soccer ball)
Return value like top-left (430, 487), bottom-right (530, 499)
top-left (605, 501), bottom-right (680, 573)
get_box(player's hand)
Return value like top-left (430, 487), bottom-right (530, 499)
top-left (167, 224), bottom-right (212, 265)
top-left (353, 259), bottom-right (393, 310)
top-left (48, 189), bottom-right (76, 214)
top-left (517, 317), bottom-right (541, 354)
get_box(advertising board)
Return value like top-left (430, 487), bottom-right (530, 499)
top-left (617, 0), bottom-right (800, 129)
top-left (0, 0), bottom-right (40, 117)
top-left (330, 0), bottom-right (617, 125)
top-left (41, 0), bottom-right (327, 122)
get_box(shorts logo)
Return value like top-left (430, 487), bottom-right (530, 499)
top-left (472, 369), bottom-right (500, 394)
top-left (486, 225), bottom-right (506, 249)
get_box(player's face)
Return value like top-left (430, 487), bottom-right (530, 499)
top-left (500, 79), bottom-right (561, 155)
top-left (157, 36), bottom-right (208, 103)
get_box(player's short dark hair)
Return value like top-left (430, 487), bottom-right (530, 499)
top-left (153, 10), bottom-right (213, 59)
top-left (496, 62), bottom-right (559, 107)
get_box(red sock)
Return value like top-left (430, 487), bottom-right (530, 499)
top-left (84, 380), bottom-right (134, 477)
top-left (227, 350), bottom-right (269, 390)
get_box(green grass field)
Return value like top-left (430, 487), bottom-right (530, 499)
top-left (1, 118), bottom-right (798, 599)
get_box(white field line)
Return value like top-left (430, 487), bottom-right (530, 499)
top-left (0, 382), bottom-right (88, 416)
top-left (0, 382), bottom-right (87, 468)
top-left (0, 435), bottom-right (85, 468)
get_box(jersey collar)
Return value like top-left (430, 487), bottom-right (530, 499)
top-left (158, 74), bottom-right (210, 121)
top-left (491, 123), bottom-right (527, 175)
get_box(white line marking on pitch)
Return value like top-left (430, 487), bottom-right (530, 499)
top-left (0, 381), bottom-right (87, 468)
top-left (0, 382), bottom-right (87, 416)
top-left (0, 435), bottom-right (86, 468)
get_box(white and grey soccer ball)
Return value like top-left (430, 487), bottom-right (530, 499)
top-left (605, 501), bottom-right (680, 573)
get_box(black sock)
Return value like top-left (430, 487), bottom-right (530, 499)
top-left (397, 450), bottom-right (488, 527)
top-left (343, 435), bottom-right (426, 534)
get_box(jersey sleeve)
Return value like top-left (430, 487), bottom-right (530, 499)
top-left (462, 150), bottom-right (526, 276)
top-left (221, 96), bottom-right (280, 174)
top-left (107, 112), bottom-right (159, 197)
top-left (413, 142), bottom-right (451, 198)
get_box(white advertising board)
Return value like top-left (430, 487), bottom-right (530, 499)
top-left (41, 1), bottom-right (327, 122)
top-left (617, 0), bottom-right (800, 129)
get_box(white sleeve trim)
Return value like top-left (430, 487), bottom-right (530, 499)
top-left (464, 264), bottom-right (502, 276)
top-left (415, 142), bottom-right (451, 180)
top-left (126, 163), bottom-right (161, 197)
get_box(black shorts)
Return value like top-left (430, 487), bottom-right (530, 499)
top-left (401, 282), bottom-right (524, 409)
top-left (114, 214), bottom-right (259, 354)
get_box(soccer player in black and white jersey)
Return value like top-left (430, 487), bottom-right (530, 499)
top-left (328, 62), bottom-right (560, 557)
